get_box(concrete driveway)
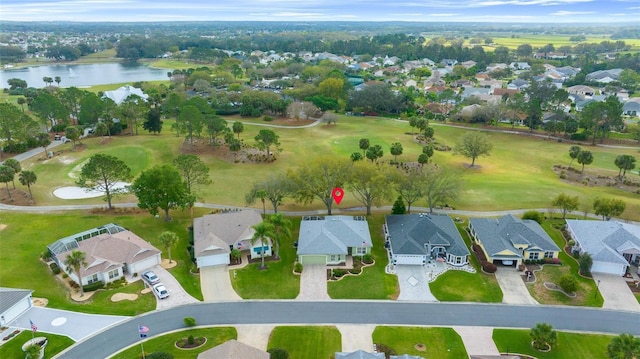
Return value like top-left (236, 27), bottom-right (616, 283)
top-left (297, 265), bottom-right (329, 300)
top-left (396, 265), bottom-right (438, 301)
top-left (200, 265), bottom-right (242, 301)
top-left (152, 266), bottom-right (200, 309)
top-left (494, 268), bottom-right (538, 305)
top-left (592, 273), bottom-right (640, 312)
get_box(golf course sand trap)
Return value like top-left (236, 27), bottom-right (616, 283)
top-left (111, 293), bottom-right (138, 302)
top-left (53, 182), bottom-right (130, 199)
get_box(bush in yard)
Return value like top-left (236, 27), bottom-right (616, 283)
top-left (188, 335), bottom-right (194, 345)
top-left (49, 262), bottom-right (61, 274)
top-left (579, 252), bottom-right (593, 276)
top-left (522, 210), bottom-right (544, 224)
top-left (268, 348), bottom-right (289, 359)
top-left (82, 281), bottom-right (104, 292)
top-left (481, 261), bottom-right (497, 273)
top-left (362, 254), bottom-right (374, 264)
top-left (183, 317), bottom-right (197, 327)
top-left (559, 275), bottom-right (577, 293)
top-left (544, 258), bottom-right (561, 265)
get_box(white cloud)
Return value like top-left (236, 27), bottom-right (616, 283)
top-left (549, 10), bottom-right (596, 15)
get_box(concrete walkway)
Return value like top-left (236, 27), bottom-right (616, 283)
top-left (200, 266), bottom-right (242, 301)
top-left (297, 265), bottom-right (330, 300)
top-left (396, 266), bottom-right (438, 301)
top-left (592, 273), bottom-right (640, 312)
top-left (152, 265), bottom-right (199, 309)
top-left (494, 268), bottom-right (538, 305)
top-left (337, 324), bottom-right (376, 353)
top-left (236, 324), bottom-right (275, 351)
top-left (453, 326), bottom-right (501, 357)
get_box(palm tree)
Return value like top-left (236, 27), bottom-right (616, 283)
top-left (19, 170), bottom-right (37, 199)
top-left (159, 231), bottom-right (179, 264)
top-left (3, 159), bottom-right (21, 189)
top-left (607, 333), bottom-right (640, 359)
top-left (530, 322), bottom-right (557, 351)
top-left (268, 213), bottom-right (291, 260)
top-left (17, 97), bottom-right (26, 112)
top-left (64, 250), bottom-right (88, 297)
top-left (256, 189), bottom-right (267, 214)
top-left (54, 76), bottom-right (61, 87)
top-left (251, 222), bottom-right (275, 270)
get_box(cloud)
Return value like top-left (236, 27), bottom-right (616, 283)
top-left (549, 10), bottom-right (596, 15)
top-left (427, 13), bottom-right (459, 16)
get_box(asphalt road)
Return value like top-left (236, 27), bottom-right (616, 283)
top-left (57, 300), bottom-right (640, 358)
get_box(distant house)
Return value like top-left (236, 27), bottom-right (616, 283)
top-left (510, 62), bottom-right (531, 71)
top-left (586, 69), bottom-right (623, 83)
top-left (478, 79), bottom-right (503, 90)
top-left (507, 79), bottom-right (529, 91)
top-left (469, 215), bottom-right (560, 267)
top-left (102, 85), bottom-right (148, 105)
top-left (567, 85), bottom-right (596, 97)
top-left (193, 210), bottom-right (269, 268)
top-left (492, 88), bottom-right (520, 98)
top-left (460, 60), bottom-right (477, 69)
top-left (0, 287), bottom-right (33, 327)
top-left (48, 224), bottom-right (161, 287)
top-left (623, 102), bottom-right (640, 117)
top-left (441, 59), bottom-right (458, 67)
top-left (566, 220), bottom-right (640, 276)
top-left (385, 214), bottom-right (470, 266)
top-left (198, 339), bottom-right (269, 359)
top-left (296, 216), bottom-right (372, 265)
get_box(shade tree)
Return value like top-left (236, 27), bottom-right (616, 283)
top-left (396, 169), bottom-right (425, 214)
top-left (453, 131), bottom-right (493, 166)
top-left (346, 161), bottom-right (397, 215)
top-left (77, 154), bottom-right (132, 210)
top-left (131, 164), bottom-right (191, 221)
top-left (614, 155), bottom-right (636, 179)
top-left (551, 193), bottom-right (579, 220)
top-left (254, 129), bottom-right (280, 159)
top-left (246, 174), bottom-right (294, 214)
top-left (173, 154), bottom-right (212, 216)
top-left (421, 164), bottom-right (463, 213)
top-left (593, 197), bottom-right (626, 220)
top-left (390, 142), bottom-right (403, 163)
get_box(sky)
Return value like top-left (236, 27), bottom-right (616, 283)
top-left (1, 0), bottom-right (639, 23)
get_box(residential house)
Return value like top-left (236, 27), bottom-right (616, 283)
top-left (586, 69), bottom-right (623, 83)
top-left (478, 79), bottom-right (503, 90)
top-left (193, 210), bottom-right (269, 268)
top-left (385, 214), bottom-right (470, 266)
top-left (461, 87), bottom-right (491, 100)
top-left (459, 104), bottom-right (483, 118)
top-left (48, 224), bottom-right (161, 287)
top-left (469, 215), bottom-right (561, 267)
top-left (510, 62), bottom-right (531, 71)
top-left (575, 99), bottom-right (595, 112)
top-left (460, 60), bottom-right (477, 69)
top-left (197, 339), bottom-right (269, 359)
top-left (567, 85), bottom-right (596, 97)
top-left (486, 63), bottom-right (508, 72)
top-left (534, 52), bottom-right (568, 60)
top-left (623, 102), bottom-right (640, 117)
top-left (336, 350), bottom-right (385, 359)
top-left (0, 287), bottom-right (33, 327)
top-left (452, 79), bottom-right (474, 88)
top-left (404, 79), bottom-right (418, 88)
top-left (492, 88), bottom-right (520, 99)
top-left (441, 59), bottom-right (458, 67)
top-left (566, 220), bottom-right (640, 276)
top-left (296, 216), bottom-right (372, 265)
top-left (507, 79), bottom-right (529, 91)
top-left (102, 85), bottom-right (148, 105)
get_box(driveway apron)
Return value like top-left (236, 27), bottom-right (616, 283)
top-left (297, 265), bottom-right (330, 300)
top-left (494, 268), bottom-right (538, 305)
top-left (453, 326), bottom-right (501, 356)
top-left (396, 265), bottom-right (438, 301)
top-left (592, 273), bottom-right (640, 312)
top-left (200, 266), bottom-right (242, 302)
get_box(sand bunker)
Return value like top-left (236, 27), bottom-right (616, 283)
top-left (53, 182), bottom-right (130, 199)
top-left (111, 293), bottom-right (138, 302)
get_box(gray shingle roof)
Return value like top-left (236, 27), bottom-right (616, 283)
top-left (0, 287), bottom-right (32, 315)
top-left (197, 339), bottom-right (269, 359)
top-left (386, 214), bottom-right (469, 257)
top-left (566, 220), bottom-right (640, 265)
top-left (336, 350), bottom-right (385, 359)
top-left (297, 216), bottom-right (372, 255)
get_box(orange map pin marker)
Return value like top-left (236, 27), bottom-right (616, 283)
top-left (332, 187), bottom-right (344, 205)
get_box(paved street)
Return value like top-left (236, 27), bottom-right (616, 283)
top-left (56, 301), bottom-right (640, 358)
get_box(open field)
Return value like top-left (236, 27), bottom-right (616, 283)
top-left (488, 35), bottom-right (640, 50)
top-left (372, 326), bottom-right (467, 359)
top-left (493, 329), bottom-right (614, 359)
top-left (11, 115), bottom-right (640, 221)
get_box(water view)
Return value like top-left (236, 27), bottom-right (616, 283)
top-left (0, 62), bottom-right (171, 88)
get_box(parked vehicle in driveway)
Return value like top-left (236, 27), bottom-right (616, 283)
top-left (142, 271), bottom-right (160, 284)
top-left (152, 283), bottom-right (169, 299)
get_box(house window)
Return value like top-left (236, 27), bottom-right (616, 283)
top-left (544, 251), bottom-right (554, 259)
top-left (87, 273), bottom-right (99, 284)
top-left (455, 256), bottom-right (462, 264)
top-left (355, 247), bottom-right (366, 255)
top-left (529, 252), bottom-right (539, 260)
top-left (330, 255), bottom-right (339, 262)
top-left (108, 269), bottom-right (119, 280)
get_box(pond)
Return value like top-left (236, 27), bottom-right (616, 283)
top-left (0, 62), bottom-right (171, 88)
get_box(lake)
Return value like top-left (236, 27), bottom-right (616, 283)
top-left (0, 63), bottom-right (171, 88)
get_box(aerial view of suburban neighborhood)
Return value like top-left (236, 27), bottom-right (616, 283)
top-left (1, 1), bottom-right (640, 358)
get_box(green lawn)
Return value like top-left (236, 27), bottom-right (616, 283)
top-left (268, 326), bottom-right (341, 359)
top-left (372, 326), bottom-right (467, 359)
top-left (0, 210), bottom-right (203, 315)
top-left (635, 293), bottom-right (640, 304)
top-left (0, 331), bottom-right (75, 359)
top-left (110, 327), bottom-right (236, 359)
top-left (493, 328), bottom-right (613, 359)
top-left (328, 215), bottom-right (399, 299)
top-left (230, 217), bottom-right (300, 299)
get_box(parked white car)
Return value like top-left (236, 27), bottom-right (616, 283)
top-left (152, 283), bottom-right (169, 299)
top-left (142, 271), bottom-right (160, 284)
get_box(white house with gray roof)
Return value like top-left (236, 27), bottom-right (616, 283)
top-left (566, 220), bottom-right (640, 276)
top-left (102, 85), bottom-right (148, 105)
top-left (335, 350), bottom-right (385, 359)
top-left (0, 287), bottom-right (33, 327)
top-left (384, 214), bottom-right (469, 266)
top-left (469, 215), bottom-right (560, 267)
top-left (297, 216), bottom-right (372, 265)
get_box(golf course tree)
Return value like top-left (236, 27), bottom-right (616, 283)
top-left (65, 126), bottom-right (80, 150)
top-left (529, 322), bottom-right (557, 351)
top-left (131, 164), bottom-right (191, 222)
top-left (143, 107), bottom-right (163, 134)
top-left (173, 154), bottom-right (212, 216)
top-left (19, 170), bottom-right (37, 199)
top-left (118, 95), bottom-right (149, 136)
top-left (359, 138), bottom-right (369, 156)
top-left (246, 174), bottom-right (294, 213)
top-left (159, 231), bottom-right (179, 264)
top-left (614, 154), bottom-right (636, 179)
top-left (580, 96), bottom-right (624, 144)
top-left (288, 156), bottom-right (351, 215)
top-left (232, 121), bottom-right (244, 140)
top-left (251, 222), bottom-right (276, 270)
top-left (77, 154), bottom-right (132, 210)
top-left (177, 104), bottom-right (203, 149)
top-left (453, 131), bottom-right (493, 167)
top-left (0, 103), bottom-right (39, 146)
top-left (607, 333), bottom-right (640, 359)
top-left (568, 145), bottom-right (582, 167)
top-left (551, 193), bottom-right (579, 220)
top-left (396, 169), bottom-right (425, 214)
top-left (421, 164), bottom-right (463, 213)
top-left (64, 250), bottom-right (88, 296)
top-left (593, 197), bottom-right (626, 221)
top-left (268, 213), bottom-right (292, 259)
top-left (350, 152), bottom-right (363, 162)
top-left (254, 129), bottom-right (280, 159)
top-left (321, 112), bottom-right (339, 125)
top-left (577, 149), bottom-right (594, 174)
top-left (35, 132), bottom-right (51, 158)
top-left (346, 160), bottom-right (397, 215)
top-left (419, 145), bottom-right (434, 166)
top-left (205, 115), bottom-right (229, 147)
top-left (390, 142), bottom-right (403, 163)
top-left (29, 90), bottom-right (68, 129)
top-left (365, 144), bottom-right (384, 163)
top-left (0, 165), bottom-right (15, 200)
top-left (3, 158), bottom-right (20, 189)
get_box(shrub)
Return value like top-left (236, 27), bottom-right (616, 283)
top-left (183, 317), bottom-right (196, 327)
top-left (332, 269), bottom-right (347, 277)
top-left (559, 275), bottom-right (577, 293)
top-left (391, 196), bottom-right (406, 214)
top-left (294, 262), bottom-right (303, 273)
top-left (263, 115), bottom-right (274, 122)
top-left (41, 251), bottom-right (52, 261)
top-left (481, 261), bottom-right (497, 273)
top-left (82, 281), bottom-right (104, 292)
top-left (146, 352), bottom-right (174, 359)
top-left (579, 252), bottom-right (593, 276)
top-left (362, 254), bottom-right (374, 264)
top-left (268, 348), bottom-right (289, 359)
top-left (49, 262), bottom-right (61, 275)
top-left (544, 258), bottom-right (561, 265)
top-left (188, 335), bottom-right (194, 345)
top-left (522, 210), bottom-right (544, 224)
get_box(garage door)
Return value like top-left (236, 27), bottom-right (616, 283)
top-left (300, 255), bottom-right (327, 265)
top-left (592, 261), bottom-right (625, 276)
top-left (394, 255), bottom-right (425, 265)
